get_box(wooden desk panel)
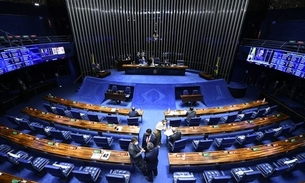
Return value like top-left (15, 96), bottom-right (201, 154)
top-left (43, 95), bottom-right (143, 117)
top-left (104, 93), bottom-right (128, 102)
top-left (21, 107), bottom-right (140, 136)
top-left (168, 134), bottom-right (305, 167)
top-left (180, 94), bottom-right (203, 103)
top-left (175, 113), bottom-right (289, 136)
top-left (0, 126), bottom-right (131, 165)
top-left (164, 100), bottom-right (268, 118)
top-left (0, 171), bottom-right (38, 183)
top-left (122, 64), bottom-right (188, 75)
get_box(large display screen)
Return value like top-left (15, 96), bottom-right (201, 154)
top-left (246, 47), bottom-right (305, 79)
top-left (0, 46), bottom-right (66, 75)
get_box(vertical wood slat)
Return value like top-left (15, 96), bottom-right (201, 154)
top-left (65, 0), bottom-right (249, 81)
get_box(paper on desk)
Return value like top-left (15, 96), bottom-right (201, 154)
top-left (164, 129), bottom-right (173, 136)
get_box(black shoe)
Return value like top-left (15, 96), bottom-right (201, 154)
top-left (145, 177), bottom-right (153, 182)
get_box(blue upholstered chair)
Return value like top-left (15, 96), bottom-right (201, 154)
top-left (71, 133), bottom-right (92, 145)
top-left (274, 125), bottom-right (291, 137)
top-left (296, 152), bottom-right (305, 160)
top-left (105, 169), bottom-right (131, 183)
top-left (32, 123), bottom-right (55, 136)
top-left (5, 115), bottom-right (20, 126)
top-left (45, 162), bottom-right (74, 182)
top-left (231, 167), bottom-right (261, 182)
top-left (203, 170), bottom-right (231, 183)
top-left (106, 115), bottom-right (121, 124)
top-left (170, 119), bottom-right (181, 127)
top-left (87, 113), bottom-right (104, 122)
top-left (43, 103), bottom-right (57, 114)
top-left (173, 172), bottom-right (197, 183)
top-left (251, 108), bottom-right (267, 118)
top-left (7, 150), bottom-right (29, 165)
top-left (203, 116), bottom-right (221, 125)
top-left (185, 117), bottom-right (201, 126)
top-left (168, 139), bottom-right (187, 152)
top-left (220, 113), bottom-right (238, 123)
top-left (255, 129), bottom-right (277, 141)
top-left (256, 163), bottom-right (289, 178)
top-left (118, 138), bottom-right (131, 150)
top-left (214, 137), bottom-right (236, 149)
top-left (264, 105), bottom-right (278, 116)
top-left (93, 136), bottom-right (113, 149)
top-left (288, 121), bottom-right (304, 133)
top-left (236, 111), bottom-right (254, 121)
top-left (293, 159), bottom-right (305, 171)
top-left (72, 166), bottom-right (101, 182)
top-left (276, 157), bottom-right (298, 172)
top-left (18, 119), bottom-right (39, 131)
top-left (49, 129), bottom-right (71, 141)
top-left (192, 139), bottom-right (213, 151)
top-left (70, 109), bottom-right (86, 119)
top-left (183, 90), bottom-right (189, 95)
top-left (111, 85), bottom-right (118, 93)
top-left (124, 86), bottom-right (131, 99)
top-left (127, 117), bottom-right (139, 126)
top-left (55, 107), bottom-right (72, 117)
top-left (192, 90), bottom-right (199, 95)
top-left (0, 144), bottom-right (12, 154)
top-left (18, 156), bottom-right (50, 175)
top-left (235, 133), bottom-right (258, 146)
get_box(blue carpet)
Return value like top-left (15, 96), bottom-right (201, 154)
top-left (132, 83), bottom-right (176, 109)
top-left (73, 76), bottom-right (109, 104)
top-left (200, 79), bottom-right (236, 107)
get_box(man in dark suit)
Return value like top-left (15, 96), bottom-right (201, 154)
top-left (128, 107), bottom-right (139, 117)
top-left (142, 128), bottom-right (156, 150)
top-left (168, 127), bottom-right (182, 144)
top-left (144, 142), bottom-right (159, 182)
top-left (185, 107), bottom-right (196, 122)
top-left (128, 137), bottom-right (147, 175)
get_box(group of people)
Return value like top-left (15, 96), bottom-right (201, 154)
top-left (126, 106), bottom-right (196, 182)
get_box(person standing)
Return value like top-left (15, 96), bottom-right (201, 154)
top-left (17, 78), bottom-right (29, 103)
top-left (128, 137), bottom-right (147, 175)
top-left (153, 119), bottom-right (167, 146)
top-left (144, 142), bottom-right (159, 182)
top-left (142, 129), bottom-right (156, 150)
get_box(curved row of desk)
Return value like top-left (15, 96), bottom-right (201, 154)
top-left (0, 125), bottom-right (132, 165)
top-left (21, 107), bottom-right (140, 136)
top-left (21, 107), bottom-right (289, 138)
top-left (43, 95), bottom-right (144, 120)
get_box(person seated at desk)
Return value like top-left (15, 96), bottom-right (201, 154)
top-left (167, 127), bottom-right (181, 144)
top-left (185, 107), bottom-right (196, 123)
top-left (128, 107), bottom-right (139, 117)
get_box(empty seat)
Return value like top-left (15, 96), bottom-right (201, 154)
top-left (127, 117), bottom-right (139, 126)
top-left (106, 115), bottom-right (121, 124)
top-left (183, 90), bottom-right (189, 95)
top-left (203, 170), bottom-right (231, 183)
top-left (118, 138), bottom-right (131, 150)
top-left (111, 85), bottom-right (118, 93)
top-left (43, 103), bottom-right (57, 114)
top-left (105, 169), bottom-right (131, 183)
top-left (204, 116), bottom-right (221, 125)
top-left (18, 156), bottom-right (50, 175)
top-left (173, 172), bottom-right (197, 183)
top-left (296, 152), bottom-right (305, 160)
top-left (0, 144), bottom-right (12, 154)
top-left (5, 115), bottom-right (20, 126)
top-left (55, 107), bottom-right (72, 117)
top-left (87, 113), bottom-right (104, 122)
top-left (185, 117), bottom-right (201, 126)
top-left (45, 161), bottom-right (74, 182)
top-left (93, 136), bottom-right (113, 149)
top-left (32, 123), bottom-right (55, 136)
top-left (255, 129), bottom-right (277, 141)
top-left (124, 87), bottom-right (131, 99)
top-left (276, 157), bottom-right (298, 172)
top-left (256, 163), bottom-right (289, 178)
top-left (236, 111), bottom-right (254, 121)
top-left (214, 137), bottom-right (235, 149)
top-left (18, 119), bottom-right (39, 131)
top-left (73, 166), bottom-right (101, 182)
top-left (7, 150), bottom-right (29, 165)
top-left (49, 129), bottom-right (71, 141)
top-left (170, 119), bottom-right (181, 127)
top-left (220, 113), bottom-right (238, 123)
top-left (231, 167), bottom-right (261, 182)
top-left (288, 121), bottom-right (304, 133)
top-left (264, 105), bottom-right (278, 116)
top-left (273, 125), bottom-right (291, 137)
top-left (168, 139), bottom-right (187, 152)
top-left (192, 139), bottom-right (213, 151)
top-left (71, 133), bottom-right (92, 145)
top-left (192, 90), bottom-right (199, 95)
top-left (70, 109), bottom-right (86, 119)
top-left (235, 133), bottom-right (258, 146)
top-left (251, 108), bottom-right (267, 118)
